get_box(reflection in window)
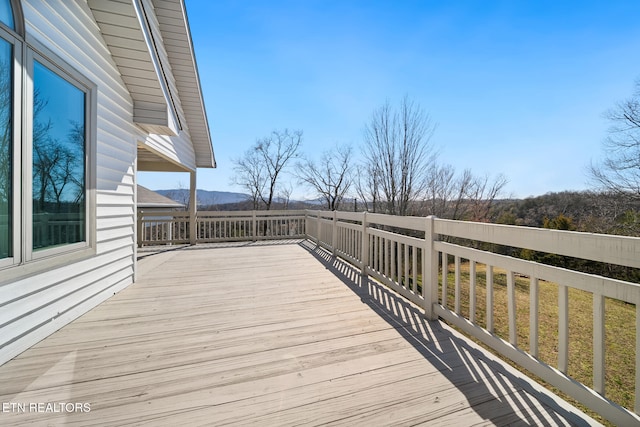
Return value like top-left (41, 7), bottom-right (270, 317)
top-left (0, 38), bottom-right (10, 258)
top-left (32, 60), bottom-right (85, 250)
top-left (0, 0), bottom-right (13, 30)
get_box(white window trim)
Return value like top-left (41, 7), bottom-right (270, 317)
top-left (0, 25), bottom-right (21, 270)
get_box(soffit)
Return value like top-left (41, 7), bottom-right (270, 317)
top-left (87, 0), bottom-right (215, 168)
top-left (87, 1), bottom-right (167, 124)
top-left (137, 144), bottom-right (191, 172)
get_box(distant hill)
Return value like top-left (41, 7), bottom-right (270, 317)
top-left (156, 189), bottom-right (250, 206)
top-left (155, 188), bottom-right (356, 210)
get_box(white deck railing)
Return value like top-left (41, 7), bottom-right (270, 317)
top-left (137, 210), bottom-right (306, 246)
top-left (138, 209), bottom-right (640, 425)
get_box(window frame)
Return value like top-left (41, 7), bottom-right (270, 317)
top-left (0, 25), bottom-right (21, 270)
top-left (0, 29), bottom-right (97, 281)
top-left (0, 0), bottom-right (24, 38)
top-left (25, 43), bottom-right (96, 262)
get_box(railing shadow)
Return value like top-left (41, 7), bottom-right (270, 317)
top-left (299, 240), bottom-right (595, 426)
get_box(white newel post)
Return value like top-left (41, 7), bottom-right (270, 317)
top-left (252, 210), bottom-right (257, 241)
top-left (360, 211), bottom-right (369, 278)
top-left (189, 171), bottom-right (197, 245)
top-left (332, 211), bottom-right (337, 256)
top-left (313, 212), bottom-right (320, 247)
top-left (303, 210), bottom-right (308, 239)
top-left (424, 215), bottom-right (439, 320)
top-left (136, 210), bottom-right (143, 248)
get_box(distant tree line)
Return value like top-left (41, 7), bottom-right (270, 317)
top-left (224, 86), bottom-right (640, 282)
top-left (492, 191), bottom-right (640, 236)
top-left (231, 96), bottom-right (508, 221)
top-left (228, 80), bottom-right (640, 233)
top-left (484, 190), bottom-right (640, 282)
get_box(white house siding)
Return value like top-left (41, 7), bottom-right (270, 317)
top-left (0, 0), bottom-right (144, 365)
top-left (142, 132), bottom-right (197, 171)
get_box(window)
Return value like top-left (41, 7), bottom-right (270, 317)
top-left (0, 37), bottom-right (10, 260)
top-left (0, 0), bottom-right (95, 275)
top-left (32, 60), bottom-right (86, 251)
top-left (0, 0), bottom-right (14, 30)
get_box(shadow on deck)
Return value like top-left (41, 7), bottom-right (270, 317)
top-left (0, 240), bottom-right (599, 426)
top-left (300, 240), bottom-right (598, 426)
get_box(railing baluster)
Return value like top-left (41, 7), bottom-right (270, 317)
top-left (378, 236), bottom-right (383, 274)
top-left (332, 211), bottom-right (337, 255)
top-left (507, 270), bottom-right (517, 346)
top-left (593, 293), bottom-right (605, 395)
top-left (352, 228), bottom-right (356, 257)
top-left (361, 212), bottom-right (368, 276)
top-left (370, 234), bottom-right (374, 272)
top-left (530, 277), bottom-right (539, 358)
top-left (636, 303), bottom-right (640, 414)
top-left (344, 226), bottom-right (347, 254)
top-left (469, 260), bottom-right (476, 323)
top-left (352, 227), bottom-right (356, 259)
top-left (346, 227), bottom-right (349, 255)
top-left (487, 265), bottom-right (494, 333)
top-left (343, 226), bottom-right (346, 254)
top-left (371, 235), bottom-right (376, 271)
top-left (354, 228), bottom-right (358, 260)
top-left (404, 243), bottom-right (409, 291)
top-left (454, 256), bottom-right (461, 314)
top-left (385, 238), bottom-right (390, 278)
top-left (351, 230), bottom-right (362, 261)
top-left (442, 252), bottom-right (448, 308)
top-left (391, 239), bottom-right (396, 282)
top-left (379, 237), bottom-right (387, 276)
top-left (559, 284), bottom-right (569, 374)
top-left (412, 245), bottom-right (417, 293)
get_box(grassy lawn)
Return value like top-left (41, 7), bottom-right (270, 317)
top-left (438, 260), bottom-right (635, 424)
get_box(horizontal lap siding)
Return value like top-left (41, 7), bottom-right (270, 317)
top-left (143, 131), bottom-right (196, 171)
top-left (0, 0), bottom-right (141, 365)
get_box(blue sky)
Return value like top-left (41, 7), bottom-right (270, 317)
top-left (138, 0), bottom-right (640, 199)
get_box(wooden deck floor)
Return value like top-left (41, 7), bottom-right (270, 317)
top-left (0, 241), bottom-right (600, 426)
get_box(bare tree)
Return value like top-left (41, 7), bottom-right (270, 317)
top-left (296, 144), bottom-right (353, 210)
top-left (423, 163), bottom-right (456, 217)
top-left (354, 163), bottom-right (381, 212)
top-left (421, 166), bottom-right (508, 221)
top-left (588, 79), bottom-right (640, 199)
top-left (277, 183), bottom-right (293, 210)
top-left (166, 181), bottom-right (191, 210)
top-left (232, 129), bottom-right (302, 210)
top-left (361, 96), bottom-right (437, 215)
top-left (231, 148), bottom-right (263, 210)
top-left (465, 172), bottom-right (509, 222)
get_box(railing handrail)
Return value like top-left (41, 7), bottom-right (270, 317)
top-left (138, 210), bottom-right (190, 218)
top-left (434, 218), bottom-right (640, 269)
top-left (198, 209), bottom-right (307, 217)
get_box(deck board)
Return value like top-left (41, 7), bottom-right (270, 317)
top-left (0, 241), bottom-right (599, 426)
